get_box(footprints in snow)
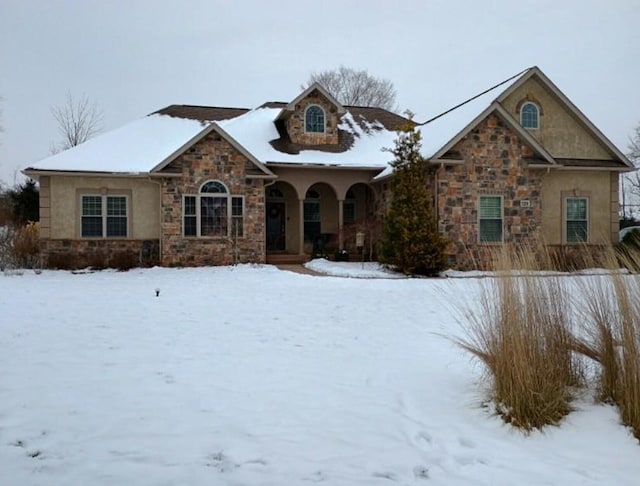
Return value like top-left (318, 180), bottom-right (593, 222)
top-left (205, 451), bottom-right (268, 473)
top-left (9, 435), bottom-right (46, 460)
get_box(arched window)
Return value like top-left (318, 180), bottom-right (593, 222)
top-left (520, 102), bottom-right (539, 129)
top-left (200, 180), bottom-right (228, 194)
top-left (183, 180), bottom-right (244, 237)
top-left (305, 105), bottom-right (325, 133)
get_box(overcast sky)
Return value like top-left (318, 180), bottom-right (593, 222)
top-left (1, 0), bottom-right (638, 185)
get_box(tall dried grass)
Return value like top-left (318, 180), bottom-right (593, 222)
top-left (457, 246), bottom-right (581, 431)
top-left (573, 247), bottom-right (640, 440)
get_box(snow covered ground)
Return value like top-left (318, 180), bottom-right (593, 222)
top-left (1, 263), bottom-right (638, 485)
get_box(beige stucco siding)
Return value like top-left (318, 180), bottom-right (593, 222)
top-left (502, 77), bottom-right (612, 160)
top-left (541, 170), bottom-right (615, 244)
top-left (49, 176), bottom-right (160, 239)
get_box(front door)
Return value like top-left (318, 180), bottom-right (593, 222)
top-left (266, 202), bottom-right (286, 251)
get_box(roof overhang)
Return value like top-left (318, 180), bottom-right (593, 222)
top-left (266, 162), bottom-right (385, 172)
top-left (22, 169), bottom-right (153, 179)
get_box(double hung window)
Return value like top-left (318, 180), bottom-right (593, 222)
top-left (566, 197), bottom-right (588, 243)
top-left (479, 196), bottom-right (503, 243)
top-left (81, 195), bottom-right (128, 238)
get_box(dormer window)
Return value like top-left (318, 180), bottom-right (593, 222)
top-left (305, 105), bottom-right (325, 133)
top-left (520, 102), bottom-right (539, 129)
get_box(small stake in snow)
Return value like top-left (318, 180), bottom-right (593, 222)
top-left (155, 288), bottom-right (160, 297)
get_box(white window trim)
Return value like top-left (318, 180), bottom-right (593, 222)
top-left (80, 194), bottom-right (129, 239)
top-left (520, 102), bottom-right (540, 130)
top-left (182, 186), bottom-right (245, 239)
top-left (478, 195), bottom-right (504, 244)
top-left (304, 104), bottom-right (326, 134)
top-left (564, 196), bottom-right (589, 244)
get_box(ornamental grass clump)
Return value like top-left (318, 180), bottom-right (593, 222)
top-left (457, 246), bottom-right (582, 431)
top-left (573, 247), bottom-right (640, 440)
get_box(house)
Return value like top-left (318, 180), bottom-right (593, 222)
top-left (23, 67), bottom-right (634, 269)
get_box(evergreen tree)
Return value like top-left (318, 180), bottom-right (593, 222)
top-left (9, 179), bottom-right (39, 224)
top-left (380, 123), bottom-right (446, 275)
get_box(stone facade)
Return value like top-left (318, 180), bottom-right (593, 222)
top-left (159, 132), bottom-right (266, 266)
top-left (285, 89), bottom-right (340, 145)
top-left (437, 115), bottom-right (544, 267)
top-left (41, 238), bottom-right (159, 269)
top-left (376, 114), bottom-right (545, 269)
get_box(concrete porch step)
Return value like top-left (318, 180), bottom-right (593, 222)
top-left (266, 253), bottom-right (310, 265)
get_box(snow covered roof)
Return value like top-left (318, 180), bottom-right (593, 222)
top-left (217, 108), bottom-right (398, 168)
top-left (26, 66), bottom-right (630, 178)
top-left (26, 114), bottom-right (207, 174)
top-left (418, 70), bottom-right (529, 159)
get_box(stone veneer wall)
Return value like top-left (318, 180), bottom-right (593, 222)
top-left (286, 89), bottom-right (340, 145)
top-left (41, 239), bottom-right (159, 269)
top-left (436, 115), bottom-right (543, 268)
top-left (159, 132), bottom-right (265, 266)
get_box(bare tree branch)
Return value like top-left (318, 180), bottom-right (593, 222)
top-left (51, 92), bottom-right (103, 153)
top-left (303, 66), bottom-right (398, 111)
top-left (622, 121), bottom-right (640, 219)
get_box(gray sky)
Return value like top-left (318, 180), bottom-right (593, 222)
top-left (1, 0), bottom-right (639, 185)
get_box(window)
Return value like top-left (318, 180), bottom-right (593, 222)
top-left (479, 196), bottom-right (503, 243)
top-left (520, 102), bottom-right (539, 129)
top-left (566, 197), bottom-right (588, 243)
top-left (81, 195), bottom-right (128, 238)
top-left (343, 189), bottom-right (356, 223)
top-left (304, 189), bottom-right (321, 241)
top-left (305, 105), bottom-right (325, 133)
top-left (183, 180), bottom-right (244, 237)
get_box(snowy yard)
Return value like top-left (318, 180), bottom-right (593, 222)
top-left (1, 263), bottom-right (638, 485)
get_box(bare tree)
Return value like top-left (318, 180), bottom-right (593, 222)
top-left (51, 92), bottom-right (103, 152)
top-left (623, 122), bottom-right (640, 219)
top-left (304, 66), bottom-right (397, 111)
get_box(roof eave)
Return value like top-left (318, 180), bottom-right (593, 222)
top-left (266, 162), bottom-right (386, 171)
top-left (22, 169), bottom-right (152, 178)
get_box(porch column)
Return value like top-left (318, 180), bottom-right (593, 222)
top-left (338, 199), bottom-right (344, 250)
top-left (298, 198), bottom-right (305, 256)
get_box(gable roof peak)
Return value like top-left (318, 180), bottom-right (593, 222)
top-left (281, 82), bottom-right (347, 116)
top-left (495, 66), bottom-right (633, 167)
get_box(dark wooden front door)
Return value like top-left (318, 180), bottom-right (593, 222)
top-left (266, 202), bottom-right (286, 251)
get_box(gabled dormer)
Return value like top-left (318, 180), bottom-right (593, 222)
top-left (276, 82), bottom-right (346, 146)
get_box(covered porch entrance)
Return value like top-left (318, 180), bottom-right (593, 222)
top-left (264, 166), bottom-right (379, 262)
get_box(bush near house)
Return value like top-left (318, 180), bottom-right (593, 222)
top-left (379, 123), bottom-right (447, 276)
top-left (0, 222), bottom-right (40, 269)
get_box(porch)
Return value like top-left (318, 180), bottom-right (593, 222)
top-left (264, 167), bottom-right (381, 261)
